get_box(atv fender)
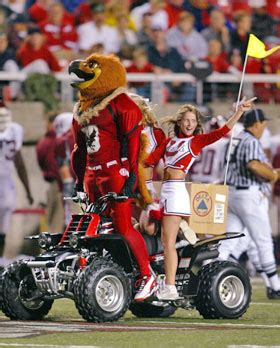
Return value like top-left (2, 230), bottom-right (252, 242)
top-left (181, 232), bottom-right (245, 269)
top-left (79, 234), bottom-right (134, 273)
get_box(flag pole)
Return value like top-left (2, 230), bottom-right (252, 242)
top-left (223, 53), bottom-right (249, 185)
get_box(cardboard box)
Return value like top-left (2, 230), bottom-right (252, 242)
top-left (153, 182), bottom-right (228, 235)
top-left (188, 183), bottom-right (228, 235)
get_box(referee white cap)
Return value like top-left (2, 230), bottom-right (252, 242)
top-left (243, 109), bottom-right (271, 128)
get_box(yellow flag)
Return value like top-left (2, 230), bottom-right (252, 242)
top-left (246, 34), bottom-right (280, 58)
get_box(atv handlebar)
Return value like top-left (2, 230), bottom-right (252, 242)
top-left (87, 192), bottom-right (129, 214)
top-left (104, 192), bottom-right (129, 202)
top-left (64, 192), bottom-right (128, 214)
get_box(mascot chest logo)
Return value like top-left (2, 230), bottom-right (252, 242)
top-left (82, 125), bottom-right (101, 154)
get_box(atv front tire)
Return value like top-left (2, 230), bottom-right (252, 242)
top-left (2, 260), bottom-right (53, 320)
top-left (195, 261), bottom-right (251, 319)
top-left (74, 257), bottom-right (132, 322)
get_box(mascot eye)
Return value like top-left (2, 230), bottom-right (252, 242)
top-left (88, 61), bottom-right (98, 69)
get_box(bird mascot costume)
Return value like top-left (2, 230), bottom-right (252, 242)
top-left (69, 54), bottom-right (156, 301)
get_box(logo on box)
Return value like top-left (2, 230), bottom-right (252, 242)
top-left (192, 191), bottom-right (212, 217)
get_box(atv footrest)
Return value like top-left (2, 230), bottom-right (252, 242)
top-left (27, 261), bottom-right (56, 268)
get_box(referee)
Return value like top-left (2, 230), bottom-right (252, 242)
top-left (219, 108), bottom-right (280, 299)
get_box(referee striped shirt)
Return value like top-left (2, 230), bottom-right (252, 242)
top-left (226, 130), bottom-right (271, 196)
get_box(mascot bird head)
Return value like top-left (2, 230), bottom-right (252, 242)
top-left (68, 54), bottom-right (126, 110)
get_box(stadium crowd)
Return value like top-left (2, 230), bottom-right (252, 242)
top-left (0, 0), bottom-right (280, 102)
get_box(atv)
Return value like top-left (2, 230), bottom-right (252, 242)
top-left (0, 192), bottom-right (251, 322)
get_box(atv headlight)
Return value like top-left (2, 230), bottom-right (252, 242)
top-left (38, 233), bottom-right (52, 249)
top-left (69, 233), bottom-right (79, 249)
top-left (38, 232), bottom-right (61, 250)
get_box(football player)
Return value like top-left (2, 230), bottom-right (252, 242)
top-left (0, 102), bottom-right (33, 264)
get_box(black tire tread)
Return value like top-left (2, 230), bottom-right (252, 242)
top-left (195, 261), bottom-right (251, 319)
top-left (2, 260), bottom-right (53, 320)
top-left (73, 257), bottom-right (132, 323)
top-left (0, 266), bottom-right (5, 311)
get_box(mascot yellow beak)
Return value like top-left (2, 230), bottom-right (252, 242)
top-left (68, 59), bottom-right (101, 90)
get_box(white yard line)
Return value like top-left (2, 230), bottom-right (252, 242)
top-left (138, 320), bottom-right (280, 329)
top-left (250, 302), bottom-right (280, 306)
top-left (228, 346), bottom-right (280, 348)
top-left (2, 320), bottom-right (279, 330)
top-left (0, 345), bottom-right (105, 348)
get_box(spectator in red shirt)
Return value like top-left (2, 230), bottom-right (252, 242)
top-left (223, 48), bottom-right (244, 98)
top-left (229, 48), bottom-right (243, 72)
top-left (38, 2), bottom-right (78, 62)
top-left (206, 39), bottom-right (229, 73)
top-left (164, 0), bottom-right (184, 28)
top-left (229, 44), bottom-right (272, 103)
top-left (28, 0), bottom-right (56, 23)
top-left (36, 114), bottom-right (64, 233)
top-left (17, 27), bottom-right (62, 73)
top-left (73, 2), bottom-right (92, 26)
top-left (53, 112), bottom-right (78, 225)
top-left (127, 47), bottom-right (154, 98)
top-left (231, 0), bottom-right (251, 15)
top-left (204, 39), bottom-right (240, 100)
top-left (36, 115), bottom-right (60, 184)
top-left (247, 55), bottom-right (273, 103)
top-left (259, 38), bottom-right (280, 103)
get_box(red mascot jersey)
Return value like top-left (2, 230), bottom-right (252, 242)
top-left (72, 93), bottom-right (142, 186)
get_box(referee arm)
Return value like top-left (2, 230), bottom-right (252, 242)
top-left (247, 160), bottom-right (280, 183)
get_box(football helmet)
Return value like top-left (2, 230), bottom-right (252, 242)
top-left (53, 112), bottom-right (73, 137)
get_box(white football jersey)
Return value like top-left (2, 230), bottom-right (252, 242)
top-left (190, 136), bottom-right (229, 184)
top-left (0, 122), bottom-right (23, 180)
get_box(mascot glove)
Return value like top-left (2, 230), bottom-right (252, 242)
top-left (72, 183), bottom-right (88, 203)
top-left (121, 172), bottom-right (137, 198)
top-left (147, 203), bottom-right (162, 221)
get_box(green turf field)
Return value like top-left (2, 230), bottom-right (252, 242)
top-left (0, 278), bottom-right (279, 348)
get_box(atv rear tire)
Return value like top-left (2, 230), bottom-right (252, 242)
top-left (130, 302), bottom-right (176, 318)
top-left (2, 260), bottom-right (53, 320)
top-left (195, 261), bottom-right (251, 319)
top-left (0, 266), bottom-right (4, 311)
top-left (74, 257), bottom-right (132, 322)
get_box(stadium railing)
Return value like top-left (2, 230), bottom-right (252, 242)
top-left (0, 72), bottom-right (280, 105)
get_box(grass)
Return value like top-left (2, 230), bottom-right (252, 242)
top-left (0, 279), bottom-right (280, 348)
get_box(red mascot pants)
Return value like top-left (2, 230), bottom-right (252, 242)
top-left (84, 161), bottom-right (150, 277)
